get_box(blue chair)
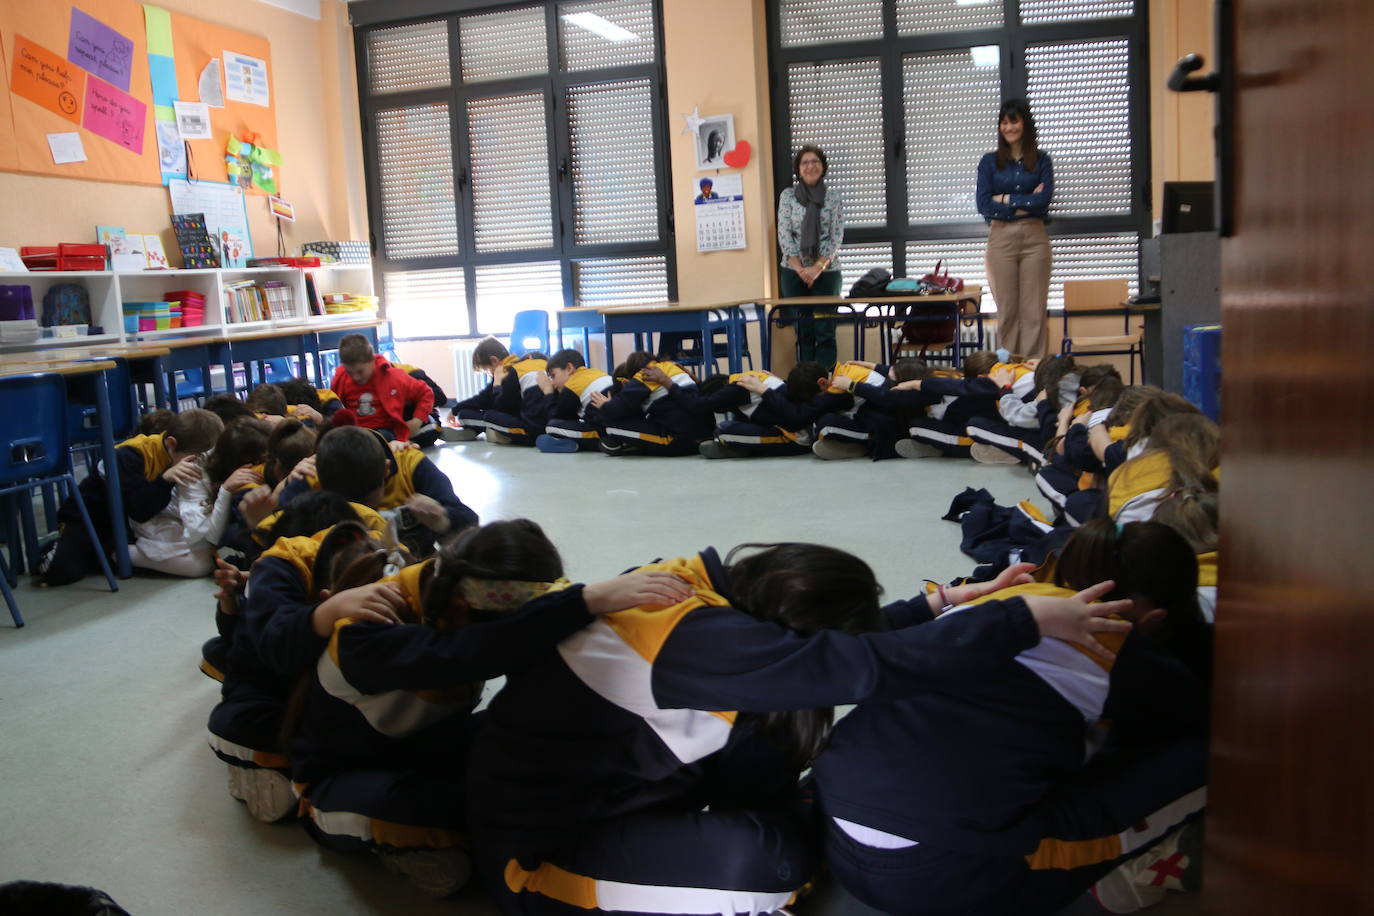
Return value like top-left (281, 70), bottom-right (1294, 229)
top-left (509, 310), bottom-right (551, 356)
top-left (0, 373), bottom-right (118, 627)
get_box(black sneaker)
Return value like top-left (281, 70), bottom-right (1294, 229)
top-left (599, 437), bottom-right (644, 456)
top-left (699, 441), bottom-right (747, 459)
top-left (37, 526), bottom-right (95, 587)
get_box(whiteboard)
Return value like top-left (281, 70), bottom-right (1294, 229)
top-left (168, 178), bottom-right (254, 267)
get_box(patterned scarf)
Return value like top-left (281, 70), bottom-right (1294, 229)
top-left (793, 179), bottom-right (827, 262)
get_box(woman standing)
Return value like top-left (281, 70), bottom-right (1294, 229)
top-left (778, 145), bottom-right (844, 366)
top-left (977, 99), bottom-right (1054, 358)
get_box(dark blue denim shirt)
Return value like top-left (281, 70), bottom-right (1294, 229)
top-left (976, 150), bottom-right (1054, 223)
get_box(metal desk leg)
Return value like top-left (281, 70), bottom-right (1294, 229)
top-left (760, 308), bottom-right (772, 372)
top-left (96, 370), bottom-right (131, 578)
top-left (151, 356), bottom-right (169, 409)
top-left (604, 328), bottom-right (616, 373)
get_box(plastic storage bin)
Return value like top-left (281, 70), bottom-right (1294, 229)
top-left (0, 285), bottom-right (35, 320)
top-left (1182, 324), bottom-right (1221, 422)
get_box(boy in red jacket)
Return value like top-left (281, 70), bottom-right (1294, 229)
top-left (330, 334), bottom-right (434, 442)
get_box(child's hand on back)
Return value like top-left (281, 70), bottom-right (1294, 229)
top-left (289, 455), bottom-right (317, 482)
top-left (639, 365), bottom-right (671, 387)
top-left (163, 455), bottom-right (202, 487)
top-left (583, 570), bottom-right (694, 615)
top-left (312, 582), bottom-right (408, 636)
top-left (588, 390), bottom-right (610, 408)
top-left (1024, 580), bottom-right (1134, 661)
top-left (990, 367), bottom-right (1017, 389)
top-left (405, 494), bottom-right (451, 533)
top-left (390, 439), bottom-right (418, 454)
top-left (829, 374), bottom-right (853, 392)
top-left (892, 379), bottom-right (922, 391)
top-left (222, 465), bottom-right (264, 493)
top-left (292, 405), bottom-right (323, 424)
top-left (239, 486), bottom-right (277, 530)
top-left (735, 374), bottom-right (768, 394)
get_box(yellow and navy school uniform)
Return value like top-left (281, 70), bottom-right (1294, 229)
top-left (1107, 450), bottom-right (1180, 525)
top-left (1197, 552), bottom-right (1218, 622)
top-left (597, 361), bottom-right (709, 456)
top-left (966, 363), bottom-right (1050, 465)
top-left (813, 363), bottom-right (894, 455)
top-left (456, 355), bottom-right (551, 445)
top-left (292, 562), bottom-right (592, 855)
top-left (44, 432), bottom-right (181, 586)
top-left (711, 373), bottom-right (853, 455)
top-left (207, 533), bottom-right (333, 778)
top-left (907, 370), bottom-right (1002, 458)
top-left (542, 366), bottom-right (615, 449)
top-left (467, 548), bottom-right (1044, 916)
top-left (812, 582), bottom-right (1209, 916)
top-left (278, 441), bottom-right (479, 551)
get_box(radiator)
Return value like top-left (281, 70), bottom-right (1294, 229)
top-left (450, 341), bottom-right (490, 402)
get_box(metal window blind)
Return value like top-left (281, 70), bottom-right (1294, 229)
top-left (467, 93), bottom-right (555, 252)
top-left (837, 243), bottom-right (893, 293)
top-left (474, 260), bottom-right (563, 333)
top-left (568, 80), bottom-right (660, 245)
top-left (1026, 39), bottom-right (1132, 215)
top-left (1021, 0), bottom-right (1133, 25)
top-left (383, 268), bottom-right (469, 338)
top-left (1047, 233), bottom-right (1137, 308)
top-left (785, 59), bottom-right (887, 226)
top-left (459, 7), bottom-right (548, 83)
top-left (375, 104), bottom-right (459, 260)
top-left (559, 0), bottom-right (656, 72)
top-left (905, 239), bottom-right (992, 309)
top-left (895, 0), bottom-right (1002, 36)
top-left (904, 48), bottom-right (1002, 224)
top-left (366, 20), bottom-right (451, 95)
top-left (778, 0), bottom-right (884, 47)
top-left (573, 256), bottom-right (668, 307)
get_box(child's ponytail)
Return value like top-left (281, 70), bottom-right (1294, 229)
top-left (419, 520), bottom-right (566, 631)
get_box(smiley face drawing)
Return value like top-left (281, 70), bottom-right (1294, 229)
top-left (58, 91), bottom-right (77, 115)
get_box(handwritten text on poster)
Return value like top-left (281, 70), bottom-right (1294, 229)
top-left (83, 76), bottom-right (147, 154)
top-left (10, 34), bottom-right (85, 125)
top-left (67, 8), bottom-right (134, 93)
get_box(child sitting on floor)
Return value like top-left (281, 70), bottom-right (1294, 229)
top-left (449, 336), bottom-right (552, 446)
top-left (699, 362), bottom-right (852, 458)
top-left (536, 349), bottom-right (614, 453)
top-left (331, 333), bottom-right (437, 444)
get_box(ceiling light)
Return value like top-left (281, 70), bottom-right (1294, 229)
top-left (562, 12), bottom-right (638, 43)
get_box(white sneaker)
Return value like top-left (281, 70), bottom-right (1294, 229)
top-left (970, 443), bottom-right (1021, 465)
top-left (377, 847), bottom-right (473, 898)
top-left (895, 439), bottom-right (941, 459)
top-left (227, 766), bottom-right (298, 823)
top-left (485, 429), bottom-right (512, 445)
top-left (811, 439), bottom-right (866, 460)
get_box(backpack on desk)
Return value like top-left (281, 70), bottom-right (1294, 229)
top-left (41, 284), bottom-right (92, 327)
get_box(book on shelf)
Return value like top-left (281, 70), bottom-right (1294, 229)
top-left (222, 279), bottom-right (296, 323)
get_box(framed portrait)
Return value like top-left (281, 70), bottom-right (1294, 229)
top-left (695, 115), bottom-right (735, 171)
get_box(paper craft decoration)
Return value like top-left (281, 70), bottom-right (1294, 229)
top-left (723, 139), bottom-right (752, 169)
top-left (171, 213), bottom-right (220, 269)
top-left (268, 196), bottom-right (295, 222)
top-left (83, 76), bottom-right (146, 154)
top-left (67, 8), bottom-right (134, 93)
top-left (223, 51), bottom-right (269, 107)
top-left (10, 34), bottom-right (85, 125)
top-left (199, 58), bottom-right (223, 108)
top-left (226, 131), bottom-right (282, 194)
top-left (142, 234), bottom-right (170, 270)
top-left (174, 101), bottom-right (212, 140)
top-left (48, 132), bottom-right (87, 164)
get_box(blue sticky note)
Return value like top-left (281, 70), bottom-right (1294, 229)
top-left (148, 55), bottom-right (179, 110)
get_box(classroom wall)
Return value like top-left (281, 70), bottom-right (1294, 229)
top-left (0, 0), bottom-right (365, 259)
top-left (1149, 0), bottom-right (1216, 226)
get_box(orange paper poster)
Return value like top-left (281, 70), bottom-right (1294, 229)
top-left (10, 34), bottom-right (86, 125)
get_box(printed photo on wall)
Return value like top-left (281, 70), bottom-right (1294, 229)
top-left (695, 115), bottom-right (735, 171)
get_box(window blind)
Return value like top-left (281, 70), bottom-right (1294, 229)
top-left (474, 260), bottom-right (564, 333)
top-left (904, 48), bottom-right (1002, 224)
top-left (778, 0), bottom-right (884, 47)
top-left (366, 20), bottom-right (451, 95)
top-left (1021, 0), bottom-right (1133, 25)
top-left (1046, 233), bottom-right (1138, 308)
top-left (383, 268), bottom-right (469, 338)
top-left (785, 59), bottom-right (887, 227)
top-left (905, 239), bottom-right (991, 309)
top-left (459, 7), bottom-right (548, 83)
top-left (559, 0), bottom-right (656, 72)
top-left (466, 92), bottom-right (555, 252)
top-left (568, 80), bottom-right (660, 245)
top-left (573, 255), bottom-right (668, 307)
top-left (374, 104), bottom-right (459, 261)
top-left (1026, 38), bottom-right (1132, 216)
top-left (895, 0), bottom-right (1002, 36)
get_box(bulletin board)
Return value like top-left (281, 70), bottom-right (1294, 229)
top-left (0, 0), bottom-right (280, 192)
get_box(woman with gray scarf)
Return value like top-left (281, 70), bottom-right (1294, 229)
top-left (777, 145), bottom-right (845, 365)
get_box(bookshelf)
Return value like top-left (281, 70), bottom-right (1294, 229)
top-left (0, 263), bottom-right (377, 354)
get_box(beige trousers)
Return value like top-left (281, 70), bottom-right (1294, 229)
top-left (985, 218), bottom-right (1051, 358)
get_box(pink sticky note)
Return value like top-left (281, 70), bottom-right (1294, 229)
top-left (82, 75), bottom-right (146, 154)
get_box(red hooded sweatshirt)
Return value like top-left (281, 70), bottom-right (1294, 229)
top-left (330, 355), bottom-right (434, 441)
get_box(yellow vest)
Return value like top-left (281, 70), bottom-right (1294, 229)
top-left (378, 447), bottom-right (427, 510)
top-left (828, 362), bottom-right (885, 394)
top-left (116, 432), bottom-right (174, 482)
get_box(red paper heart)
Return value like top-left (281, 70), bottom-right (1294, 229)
top-left (722, 139), bottom-right (751, 169)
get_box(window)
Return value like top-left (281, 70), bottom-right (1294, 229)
top-left (354, 1), bottom-right (674, 339)
top-left (769, 0), bottom-right (1147, 307)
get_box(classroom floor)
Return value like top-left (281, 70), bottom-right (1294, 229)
top-left (0, 443), bottom-right (1201, 915)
